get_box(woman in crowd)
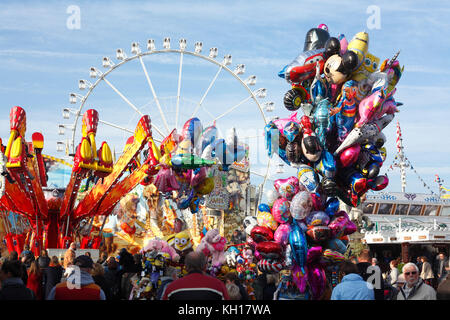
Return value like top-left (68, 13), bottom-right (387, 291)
top-left (420, 256), bottom-right (434, 286)
top-left (26, 260), bottom-right (43, 300)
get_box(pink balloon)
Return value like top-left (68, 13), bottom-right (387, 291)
top-left (191, 167), bottom-right (207, 187)
top-left (372, 89), bottom-right (398, 120)
top-left (272, 112), bottom-right (300, 134)
top-left (310, 193), bottom-right (323, 211)
top-left (274, 223), bottom-right (291, 245)
top-left (154, 166), bottom-right (180, 193)
top-left (328, 211), bottom-right (357, 238)
top-left (338, 144), bottom-right (361, 168)
top-left (356, 89), bottom-right (386, 128)
top-left (274, 176), bottom-right (300, 201)
top-left (306, 246), bottom-right (327, 300)
top-left (339, 36), bottom-right (348, 55)
top-left (271, 198), bottom-right (291, 224)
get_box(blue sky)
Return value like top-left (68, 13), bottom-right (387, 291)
top-left (0, 0), bottom-right (449, 196)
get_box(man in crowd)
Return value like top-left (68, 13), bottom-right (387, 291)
top-left (434, 253), bottom-right (449, 285)
top-left (47, 255), bottom-right (106, 300)
top-left (357, 249), bottom-right (384, 300)
top-left (0, 260), bottom-right (35, 300)
top-left (331, 261), bottom-right (374, 300)
top-left (162, 251), bottom-right (229, 300)
top-left (396, 262), bottom-right (436, 300)
top-left (63, 242), bottom-right (77, 269)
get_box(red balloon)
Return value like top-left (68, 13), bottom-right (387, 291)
top-left (250, 225), bottom-right (274, 242)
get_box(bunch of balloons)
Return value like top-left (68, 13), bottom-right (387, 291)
top-left (247, 176), bottom-right (356, 299)
top-left (147, 117), bottom-right (247, 213)
top-left (267, 24), bottom-right (403, 207)
top-left (257, 23), bottom-right (404, 299)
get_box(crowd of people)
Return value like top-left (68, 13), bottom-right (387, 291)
top-left (0, 242), bottom-right (450, 300)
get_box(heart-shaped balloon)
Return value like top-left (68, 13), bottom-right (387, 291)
top-left (271, 198), bottom-right (291, 224)
top-left (250, 225), bottom-right (274, 242)
top-left (256, 241), bottom-right (283, 260)
top-left (274, 176), bottom-right (300, 201)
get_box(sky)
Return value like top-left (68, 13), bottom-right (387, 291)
top-left (0, 0), bottom-right (449, 197)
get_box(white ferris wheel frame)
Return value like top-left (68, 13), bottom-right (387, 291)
top-left (59, 37), bottom-right (276, 196)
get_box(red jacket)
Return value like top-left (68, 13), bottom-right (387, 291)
top-left (27, 272), bottom-right (43, 300)
top-left (53, 282), bottom-right (102, 300)
top-left (162, 271), bottom-right (229, 300)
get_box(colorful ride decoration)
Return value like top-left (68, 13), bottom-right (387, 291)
top-left (0, 103), bottom-right (250, 257)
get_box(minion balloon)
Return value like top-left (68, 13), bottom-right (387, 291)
top-left (347, 31), bottom-right (369, 70)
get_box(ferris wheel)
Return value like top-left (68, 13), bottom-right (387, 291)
top-left (57, 37), bottom-right (278, 195)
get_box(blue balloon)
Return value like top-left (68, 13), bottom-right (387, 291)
top-left (283, 121), bottom-right (301, 143)
top-left (325, 197), bottom-right (340, 218)
top-left (289, 222), bottom-right (308, 272)
top-left (326, 238), bottom-right (347, 254)
top-left (314, 150), bottom-right (336, 179)
top-left (182, 117), bottom-right (203, 146)
top-left (177, 188), bottom-right (194, 209)
top-left (258, 203), bottom-right (271, 213)
top-left (199, 124), bottom-right (218, 153)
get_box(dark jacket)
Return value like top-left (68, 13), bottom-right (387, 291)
top-left (93, 274), bottom-right (113, 300)
top-left (104, 268), bottom-right (120, 300)
top-left (357, 262), bottom-right (384, 300)
top-left (437, 276), bottom-right (450, 300)
top-left (43, 265), bottom-right (63, 299)
top-left (236, 281), bottom-right (249, 300)
top-left (434, 258), bottom-right (449, 280)
top-left (262, 283), bottom-right (277, 300)
top-left (37, 256), bottom-right (51, 269)
top-left (0, 277), bottom-right (35, 300)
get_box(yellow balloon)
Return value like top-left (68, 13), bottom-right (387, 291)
top-left (257, 211), bottom-right (278, 231)
top-left (195, 177), bottom-right (215, 195)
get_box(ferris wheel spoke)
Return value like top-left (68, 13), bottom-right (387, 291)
top-left (101, 77), bottom-right (144, 117)
top-left (190, 65), bottom-right (223, 119)
top-left (175, 52), bottom-right (184, 129)
top-left (213, 95), bottom-right (252, 122)
top-left (99, 120), bottom-right (135, 134)
top-left (198, 104), bottom-right (217, 124)
top-left (101, 77), bottom-right (165, 138)
top-left (138, 56), bottom-right (170, 134)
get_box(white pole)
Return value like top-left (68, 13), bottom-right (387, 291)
top-left (175, 51), bottom-right (184, 129)
top-left (190, 65), bottom-right (223, 119)
top-left (138, 56), bottom-right (171, 134)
